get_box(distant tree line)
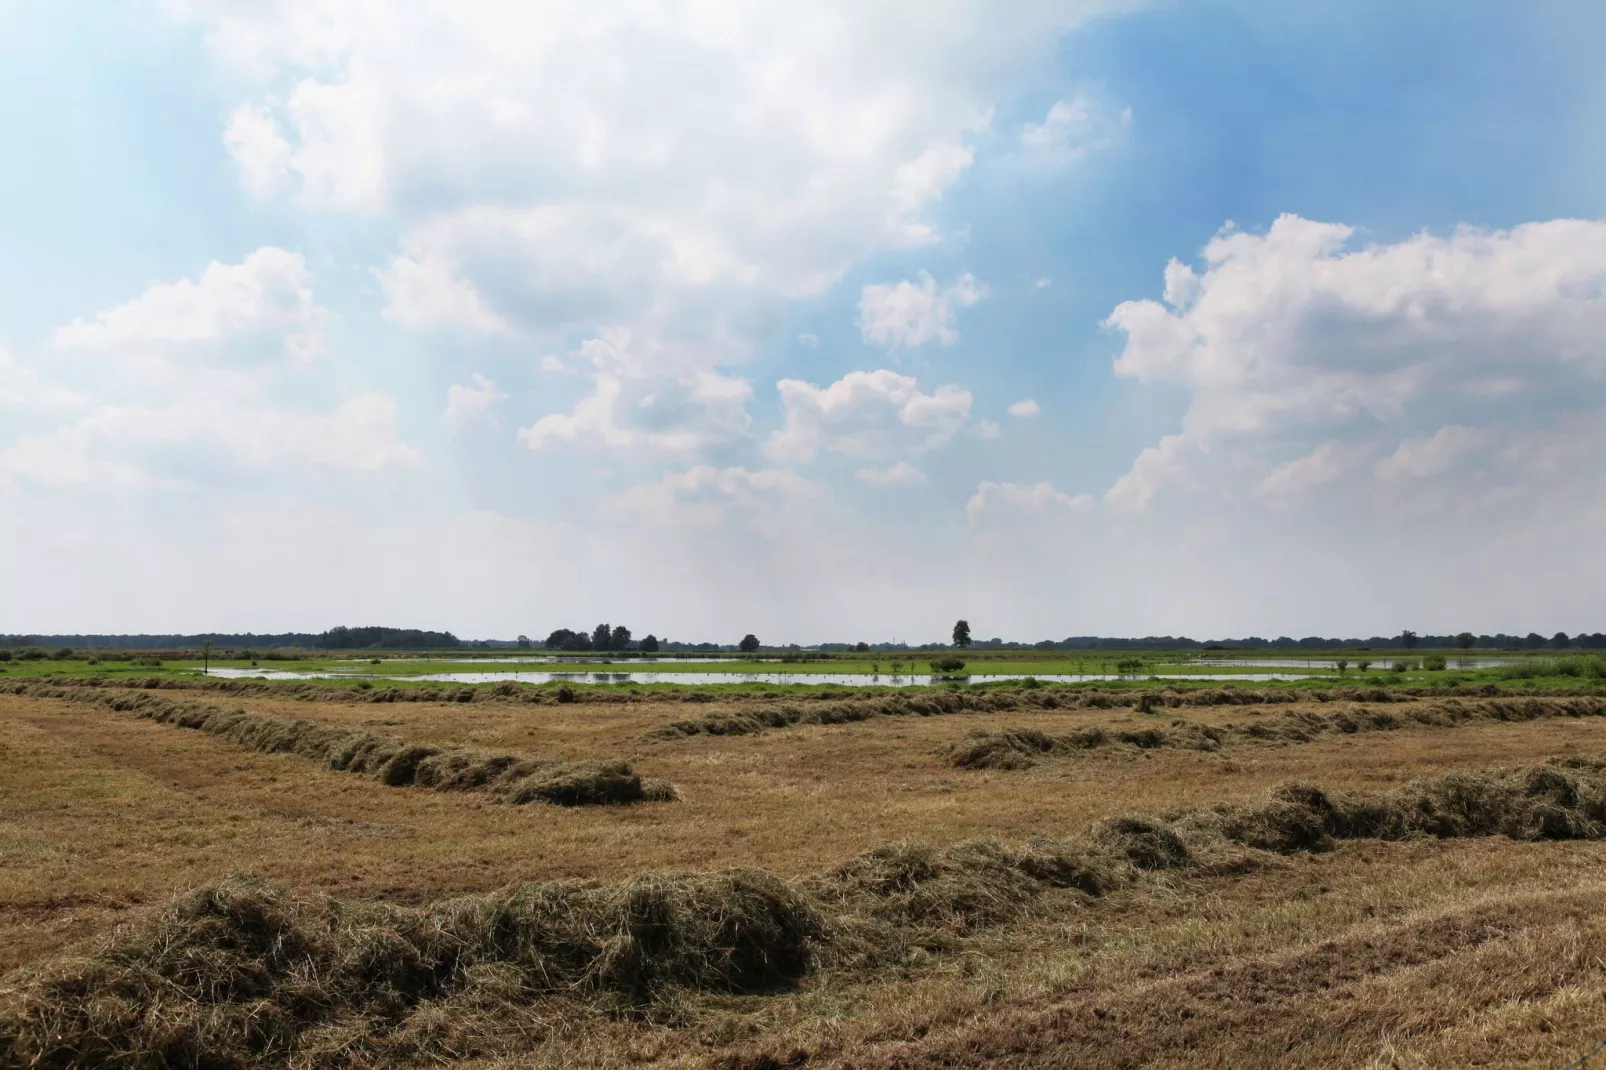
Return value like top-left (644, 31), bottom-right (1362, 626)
top-left (0, 626), bottom-right (463, 651)
top-left (6, 628), bottom-right (1604, 653)
top-left (544, 624), bottom-right (662, 653)
top-left (320, 626), bottom-right (462, 649)
top-left (966, 632), bottom-right (1606, 651)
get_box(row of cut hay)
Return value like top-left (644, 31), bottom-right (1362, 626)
top-left (10, 754), bottom-right (1606, 1067)
top-left (642, 683), bottom-right (1606, 741)
top-left (1, 682), bottom-right (676, 806)
top-left (27, 672), bottom-right (1593, 715)
top-left (943, 695), bottom-right (1606, 769)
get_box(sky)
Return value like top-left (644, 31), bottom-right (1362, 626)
top-left (2, 0), bottom-right (1604, 643)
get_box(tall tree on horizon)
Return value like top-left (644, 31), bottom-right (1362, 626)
top-left (952, 620), bottom-right (972, 648)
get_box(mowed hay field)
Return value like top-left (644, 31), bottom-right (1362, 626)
top-left (7, 683), bottom-right (1606, 1067)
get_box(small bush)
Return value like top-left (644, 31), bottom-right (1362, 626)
top-left (0, 650), bottom-right (10, 662)
top-left (1391, 660), bottom-right (1410, 673)
top-left (928, 657), bottom-right (966, 674)
top-left (1423, 654), bottom-right (1446, 671)
top-left (53, 647), bottom-right (75, 659)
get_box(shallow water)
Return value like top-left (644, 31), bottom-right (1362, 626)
top-left (337, 656), bottom-right (747, 665)
top-left (1193, 657), bottom-right (1519, 669)
top-left (201, 668), bottom-right (1313, 686)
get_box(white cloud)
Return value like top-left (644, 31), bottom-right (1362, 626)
top-left (14, 258), bottom-right (412, 491)
top-left (1260, 441), bottom-right (1349, 496)
top-left (0, 390), bottom-right (418, 490)
top-left (856, 460), bottom-right (926, 486)
top-left (1008, 398), bottom-right (1040, 418)
top-left (976, 419), bottom-right (1001, 439)
top-left (1018, 95), bottom-right (1129, 166)
top-left (442, 374), bottom-right (507, 430)
top-left (378, 252), bottom-right (508, 334)
top-left (0, 350), bottom-right (82, 408)
top-left (223, 102), bottom-right (293, 198)
top-left (798, 333), bottom-right (819, 349)
top-left (1021, 97), bottom-right (1092, 148)
top-left (172, 2), bottom-right (1123, 369)
top-left (1104, 214), bottom-right (1606, 510)
top-left (609, 465), bottom-right (823, 535)
top-left (766, 369), bottom-right (972, 464)
top-left (1035, 277), bottom-right (1052, 289)
top-left (858, 271), bottom-right (986, 349)
top-left (539, 355), bottom-right (565, 372)
top-left (171, 2), bottom-right (1130, 460)
top-left (1374, 426), bottom-right (1492, 483)
top-left (53, 247), bottom-right (327, 362)
top-left (966, 480), bottom-right (1092, 524)
top-left (519, 347), bottom-right (752, 456)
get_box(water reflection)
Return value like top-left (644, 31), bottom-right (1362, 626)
top-left (1192, 657), bottom-right (1519, 669)
top-left (204, 668), bottom-right (1312, 686)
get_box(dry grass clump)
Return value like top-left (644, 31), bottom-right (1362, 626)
top-left (645, 684), bottom-right (1606, 742)
top-left (945, 695), bottom-right (1606, 768)
top-left (10, 684), bottom-right (675, 809)
top-left (15, 753), bottom-right (1606, 1068)
top-left (1184, 757), bottom-right (1606, 852)
top-left (0, 870), bottom-right (823, 1069)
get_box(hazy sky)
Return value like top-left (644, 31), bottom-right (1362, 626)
top-left (2, 1), bottom-right (1604, 642)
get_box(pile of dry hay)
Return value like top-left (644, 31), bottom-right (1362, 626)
top-left (944, 695), bottom-right (1606, 769)
top-left (5, 683), bottom-right (677, 807)
top-left (7, 754), bottom-right (1606, 1067)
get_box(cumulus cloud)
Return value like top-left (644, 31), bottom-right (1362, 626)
top-left (223, 102), bottom-right (293, 197)
top-left (519, 344), bottom-right (752, 456)
top-left (13, 255), bottom-right (413, 491)
top-left (0, 390), bottom-right (418, 490)
top-left (1022, 97), bottom-right (1093, 148)
top-left (1018, 95), bottom-right (1130, 166)
top-left (858, 271), bottom-right (986, 349)
top-left (171, 2), bottom-right (1121, 363)
top-left (442, 374), bottom-right (507, 430)
top-left (856, 460), bottom-right (926, 486)
top-left (1008, 398), bottom-right (1040, 418)
top-left (1104, 214), bottom-right (1606, 511)
top-left (53, 247), bottom-right (327, 362)
top-left (966, 480), bottom-right (1093, 524)
top-left (1374, 426), bottom-right (1493, 483)
top-left (0, 350), bottom-right (82, 408)
top-left (378, 251), bottom-right (508, 334)
top-left (1260, 441), bottom-right (1349, 496)
top-left (167, 2), bottom-right (1132, 459)
top-left (609, 465), bottom-right (823, 535)
top-left (765, 370), bottom-right (972, 464)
